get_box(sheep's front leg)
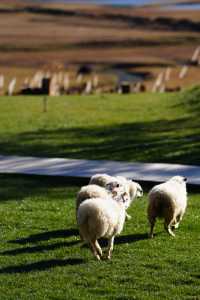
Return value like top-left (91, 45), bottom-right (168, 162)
top-left (106, 236), bottom-right (115, 260)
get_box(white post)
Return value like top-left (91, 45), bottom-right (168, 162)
top-left (165, 67), bottom-right (171, 82)
top-left (191, 46), bottom-right (200, 62)
top-left (0, 74), bottom-right (4, 89)
top-left (49, 74), bottom-right (60, 96)
top-left (93, 74), bottom-right (99, 88)
top-left (179, 65), bottom-right (189, 79)
top-left (64, 74), bottom-right (70, 92)
top-left (76, 74), bottom-right (83, 84)
top-left (85, 80), bottom-right (92, 94)
top-left (30, 71), bottom-right (44, 88)
top-left (152, 72), bottom-right (163, 92)
top-left (23, 77), bottom-right (30, 89)
top-left (7, 78), bottom-right (16, 96)
top-left (43, 96), bottom-right (47, 113)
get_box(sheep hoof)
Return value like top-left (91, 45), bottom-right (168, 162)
top-left (126, 214), bottom-right (132, 220)
top-left (174, 223), bottom-right (179, 229)
top-left (95, 254), bottom-right (101, 261)
top-left (148, 231), bottom-right (154, 239)
top-left (168, 229), bottom-right (175, 237)
top-left (169, 233), bottom-right (175, 237)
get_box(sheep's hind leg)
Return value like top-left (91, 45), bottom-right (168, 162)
top-left (173, 222), bottom-right (180, 229)
top-left (171, 219), bottom-right (179, 230)
top-left (173, 214), bottom-right (182, 229)
top-left (90, 240), bottom-right (102, 260)
top-left (164, 221), bottom-right (175, 237)
top-left (149, 218), bottom-right (156, 239)
top-left (106, 236), bottom-right (115, 260)
top-left (95, 240), bottom-right (103, 258)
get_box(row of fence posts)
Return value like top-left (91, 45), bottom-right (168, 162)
top-left (151, 46), bottom-right (200, 93)
top-left (0, 71), bottom-right (100, 96)
top-left (0, 46), bottom-right (199, 96)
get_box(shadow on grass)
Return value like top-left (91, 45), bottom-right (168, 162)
top-left (1, 117), bottom-right (200, 166)
top-left (144, 263), bottom-right (163, 271)
top-left (1, 240), bottom-right (80, 256)
top-left (82, 233), bottom-right (148, 248)
top-left (8, 228), bottom-right (79, 245)
top-left (192, 274), bottom-right (200, 280)
top-left (115, 233), bottom-right (148, 245)
top-left (0, 173), bottom-right (80, 202)
top-left (0, 258), bottom-right (84, 274)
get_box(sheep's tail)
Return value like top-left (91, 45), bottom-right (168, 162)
top-left (148, 191), bottom-right (176, 222)
top-left (129, 183), bottom-right (136, 200)
top-left (77, 208), bottom-right (91, 242)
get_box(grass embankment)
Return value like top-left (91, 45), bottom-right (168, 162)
top-left (0, 174), bottom-right (199, 299)
top-left (0, 88), bottom-right (200, 165)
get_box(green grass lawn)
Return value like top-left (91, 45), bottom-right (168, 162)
top-left (0, 88), bottom-right (200, 299)
top-left (0, 87), bottom-right (200, 165)
top-left (0, 175), bottom-right (200, 300)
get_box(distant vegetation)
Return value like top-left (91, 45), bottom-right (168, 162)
top-left (2, 6), bottom-right (200, 32)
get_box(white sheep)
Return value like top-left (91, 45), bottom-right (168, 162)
top-left (147, 176), bottom-right (187, 238)
top-left (89, 173), bottom-right (117, 188)
top-left (116, 176), bottom-right (143, 218)
top-left (76, 184), bottom-right (109, 213)
top-left (77, 192), bottom-right (129, 260)
top-left (76, 179), bottom-right (127, 211)
top-left (89, 173), bottom-right (143, 219)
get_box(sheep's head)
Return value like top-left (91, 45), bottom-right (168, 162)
top-left (129, 181), bottom-right (143, 200)
top-left (106, 181), bottom-right (124, 196)
top-left (106, 181), bottom-right (131, 208)
top-left (118, 192), bottom-right (130, 208)
top-left (114, 191), bottom-right (130, 209)
top-left (169, 176), bottom-right (187, 185)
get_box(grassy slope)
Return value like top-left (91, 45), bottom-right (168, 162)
top-left (0, 174), bottom-right (199, 300)
top-left (0, 88), bottom-right (200, 165)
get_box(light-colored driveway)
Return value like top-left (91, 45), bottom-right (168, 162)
top-left (0, 155), bottom-right (199, 185)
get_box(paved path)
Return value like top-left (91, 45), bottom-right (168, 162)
top-left (0, 155), bottom-right (200, 186)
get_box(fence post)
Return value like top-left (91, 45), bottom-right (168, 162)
top-left (43, 96), bottom-right (47, 113)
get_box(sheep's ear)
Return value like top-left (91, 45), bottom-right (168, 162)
top-left (183, 177), bottom-right (187, 182)
top-left (107, 182), bottom-right (120, 188)
top-left (106, 183), bottom-right (112, 191)
top-left (138, 188), bottom-right (143, 196)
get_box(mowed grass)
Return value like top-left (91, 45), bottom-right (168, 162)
top-left (0, 87), bottom-right (200, 164)
top-left (0, 174), bottom-right (200, 299)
